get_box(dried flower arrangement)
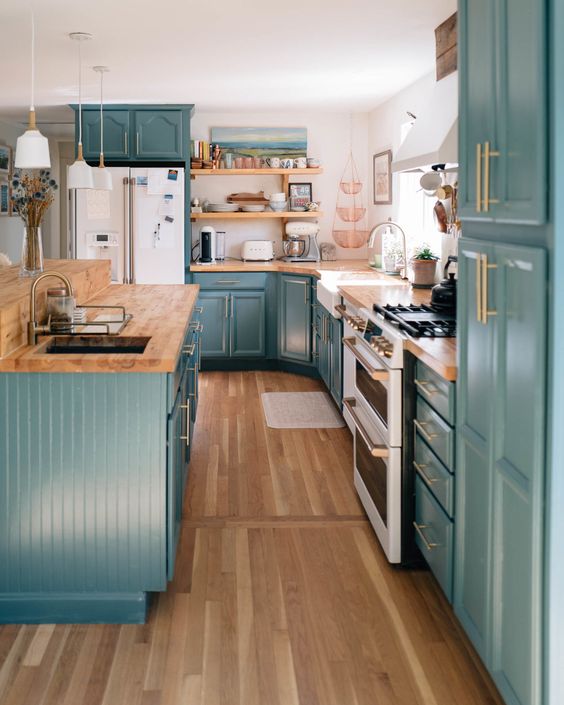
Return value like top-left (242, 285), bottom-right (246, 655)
top-left (10, 169), bottom-right (58, 276)
top-left (11, 169), bottom-right (58, 227)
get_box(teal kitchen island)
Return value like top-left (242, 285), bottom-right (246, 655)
top-left (0, 260), bottom-right (200, 623)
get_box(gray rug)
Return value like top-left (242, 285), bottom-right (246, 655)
top-left (261, 391), bottom-right (345, 429)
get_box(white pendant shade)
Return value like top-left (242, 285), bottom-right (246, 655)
top-left (92, 165), bottom-right (113, 190)
top-left (68, 153), bottom-right (94, 189)
top-left (15, 124), bottom-right (51, 169)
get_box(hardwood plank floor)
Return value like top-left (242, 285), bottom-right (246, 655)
top-left (0, 371), bottom-right (503, 705)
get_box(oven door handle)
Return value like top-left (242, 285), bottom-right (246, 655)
top-left (342, 337), bottom-right (389, 382)
top-left (343, 398), bottom-right (389, 458)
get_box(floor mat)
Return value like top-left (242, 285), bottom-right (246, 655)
top-left (261, 391), bottom-right (345, 429)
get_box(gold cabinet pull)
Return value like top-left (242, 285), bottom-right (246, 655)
top-left (342, 337), bottom-right (389, 381)
top-left (413, 461), bottom-right (439, 486)
top-left (224, 295), bottom-right (229, 318)
top-left (483, 141), bottom-right (500, 212)
top-left (194, 306), bottom-right (203, 314)
top-left (414, 419), bottom-right (439, 442)
top-left (183, 343), bottom-right (195, 356)
top-left (413, 522), bottom-right (438, 551)
top-left (480, 254), bottom-right (498, 323)
top-left (124, 132), bottom-right (128, 153)
top-left (180, 400), bottom-right (190, 446)
top-left (136, 132), bottom-right (140, 155)
top-left (343, 398), bottom-right (389, 458)
top-left (414, 379), bottom-right (438, 396)
top-left (476, 143), bottom-right (483, 213)
top-left (476, 252), bottom-right (483, 322)
top-left (188, 366), bottom-right (198, 401)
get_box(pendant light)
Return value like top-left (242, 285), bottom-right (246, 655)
top-left (92, 66), bottom-right (112, 190)
top-left (68, 32), bottom-right (94, 190)
top-left (15, 10), bottom-right (51, 169)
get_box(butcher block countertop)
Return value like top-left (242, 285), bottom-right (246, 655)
top-left (190, 259), bottom-right (376, 278)
top-left (338, 284), bottom-right (458, 382)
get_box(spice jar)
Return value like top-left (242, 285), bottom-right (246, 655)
top-left (46, 288), bottom-right (76, 332)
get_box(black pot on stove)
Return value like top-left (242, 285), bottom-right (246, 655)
top-left (431, 256), bottom-right (457, 313)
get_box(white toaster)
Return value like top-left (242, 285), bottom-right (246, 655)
top-left (241, 240), bottom-right (275, 261)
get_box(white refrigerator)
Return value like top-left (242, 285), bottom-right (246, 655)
top-left (69, 167), bottom-right (185, 284)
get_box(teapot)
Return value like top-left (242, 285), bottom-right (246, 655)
top-left (431, 256), bottom-right (458, 312)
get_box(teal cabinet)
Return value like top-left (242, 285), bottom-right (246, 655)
top-left (279, 275), bottom-right (312, 363)
top-left (133, 110), bottom-right (184, 160)
top-left (458, 0), bottom-right (547, 224)
top-left (167, 388), bottom-right (184, 580)
top-left (230, 291), bottom-right (266, 357)
top-left (198, 290), bottom-right (266, 359)
top-left (315, 305), bottom-right (342, 407)
top-left (199, 291), bottom-right (229, 357)
top-left (82, 109), bottom-right (130, 160)
top-left (455, 237), bottom-right (546, 705)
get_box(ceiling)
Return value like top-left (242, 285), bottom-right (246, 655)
top-left (0, 0), bottom-right (456, 130)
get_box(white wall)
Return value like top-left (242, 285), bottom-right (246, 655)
top-left (0, 119), bottom-right (61, 264)
top-left (190, 111), bottom-right (369, 261)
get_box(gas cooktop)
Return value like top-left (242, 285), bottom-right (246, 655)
top-left (373, 304), bottom-right (456, 338)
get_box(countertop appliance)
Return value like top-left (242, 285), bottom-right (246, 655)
top-left (199, 226), bottom-right (217, 264)
top-left (70, 167), bottom-right (185, 284)
top-left (241, 240), bottom-right (275, 262)
top-left (431, 255), bottom-right (458, 312)
top-left (281, 222), bottom-right (321, 262)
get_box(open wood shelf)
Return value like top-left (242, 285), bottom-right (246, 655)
top-left (190, 168), bottom-right (323, 177)
top-left (190, 211), bottom-right (323, 221)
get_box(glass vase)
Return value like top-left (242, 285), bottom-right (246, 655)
top-left (20, 226), bottom-right (44, 278)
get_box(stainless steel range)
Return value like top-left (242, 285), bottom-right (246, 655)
top-left (340, 299), bottom-right (456, 564)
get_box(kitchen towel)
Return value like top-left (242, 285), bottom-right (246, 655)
top-left (261, 392), bottom-right (345, 429)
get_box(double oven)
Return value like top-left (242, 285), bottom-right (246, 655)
top-left (338, 303), bottom-right (404, 564)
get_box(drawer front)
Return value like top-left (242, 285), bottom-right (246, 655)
top-left (415, 396), bottom-right (455, 470)
top-left (167, 324), bottom-right (198, 410)
top-left (415, 360), bottom-right (455, 424)
top-left (414, 434), bottom-right (454, 518)
top-left (192, 272), bottom-right (267, 290)
top-left (414, 475), bottom-right (453, 602)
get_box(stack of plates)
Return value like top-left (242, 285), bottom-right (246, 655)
top-left (242, 205), bottom-right (265, 212)
top-left (207, 203), bottom-right (240, 212)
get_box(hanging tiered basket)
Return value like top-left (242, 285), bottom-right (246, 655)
top-left (332, 152), bottom-right (369, 248)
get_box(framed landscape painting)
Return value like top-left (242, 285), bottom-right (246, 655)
top-left (373, 149), bottom-right (393, 205)
top-left (211, 127), bottom-right (307, 159)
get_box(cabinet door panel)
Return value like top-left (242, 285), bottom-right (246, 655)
top-left (278, 276), bottom-right (312, 363)
top-left (496, 0), bottom-right (546, 224)
top-left (458, 0), bottom-right (497, 220)
top-left (82, 110), bottom-right (130, 160)
top-left (230, 291), bottom-right (266, 358)
top-left (490, 244), bottom-right (545, 705)
top-left (167, 391), bottom-right (183, 580)
top-left (198, 292), bottom-right (229, 358)
top-left (329, 315), bottom-right (342, 406)
top-left (134, 110), bottom-right (183, 159)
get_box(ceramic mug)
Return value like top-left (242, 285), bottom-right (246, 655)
top-left (243, 157), bottom-right (253, 169)
top-left (266, 157), bottom-right (280, 168)
top-left (307, 157), bottom-right (321, 168)
top-left (253, 157), bottom-right (262, 168)
top-left (234, 157), bottom-right (244, 169)
top-left (294, 157), bottom-right (307, 169)
top-left (280, 158), bottom-right (293, 169)
top-left (224, 153), bottom-right (233, 169)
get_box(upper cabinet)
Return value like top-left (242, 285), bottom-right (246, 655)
top-left (133, 110), bottom-right (184, 160)
top-left (73, 105), bottom-right (193, 163)
top-left (82, 110), bottom-right (130, 160)
top-left (458, 0), bottom-right (547, 225)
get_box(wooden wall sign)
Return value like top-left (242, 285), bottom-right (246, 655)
top-left (435, 12), bottom-right (457, 80)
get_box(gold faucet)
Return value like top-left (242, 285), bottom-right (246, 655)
top-left (28, 272), bottom-right (74, 345)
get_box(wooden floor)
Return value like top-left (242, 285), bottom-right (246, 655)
top-left (0, 371), bottom-right (503, 705)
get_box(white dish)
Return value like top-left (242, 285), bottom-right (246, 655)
top-left (269, 201), bottom-right (288, 212)
top-left (208, 203), bottom-right (240, 212)
top-left (242, 205), bottom-right (266, 212)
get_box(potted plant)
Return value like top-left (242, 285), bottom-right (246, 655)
top-left (10, 169), bottom-right (58, 277)
top-left (410, 245), bottom-right (439, 288)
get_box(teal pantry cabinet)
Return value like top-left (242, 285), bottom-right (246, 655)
top-left (456, 238), bottom-right (546, 705)
top-left (458, 0), bottom-right (547, 225)
top-left (278, 275), bottom-right (313, 363)
top-left (194, 273), bottom-right (267, 360)
top-left (75, 105), bottom-right (192, 162)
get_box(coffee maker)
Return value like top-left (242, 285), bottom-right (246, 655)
top-left (281, 222), bottom-right (321, 262)
top-left (197, 226), bottom-right (216, 264)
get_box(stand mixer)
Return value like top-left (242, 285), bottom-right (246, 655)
top-left (281, 222), bottom-right (321, 262)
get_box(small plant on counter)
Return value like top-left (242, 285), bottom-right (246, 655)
top-left (410, 244), bottom-right (439, 288)
top-left (10, 169), bottom-right (58, 277)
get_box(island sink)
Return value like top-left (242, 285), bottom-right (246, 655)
top-left (45, 335), bottom-right (151, 354)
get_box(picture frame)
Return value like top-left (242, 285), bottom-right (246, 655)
top-left (0, 179), bottom-right (11, 217)
top-left (288, 182), bottom-right (312, 211)
top-left (373, 149), bottom-right (393, 205)
top-left (0, 144), bottom-right (11, 176)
